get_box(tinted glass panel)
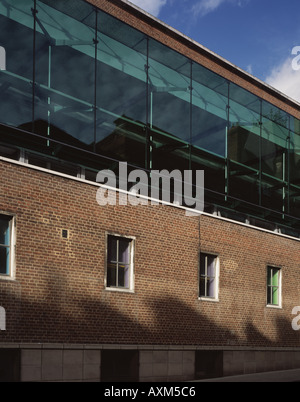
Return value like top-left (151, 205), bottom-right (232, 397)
top-left (0, 0), bottom-right (34, 131)
top-left (96, 12), bottom-right (147, 170)
top-left (35, 0), bottom-right (96, 155)
top-left (229, 84), bottom-right (261, 169)
top-left (228, 84), bottom-right (261, 206)
top-left (261, 101), bottom-right (289, 180)
top-left (148, 39), bottom-right (191, 173)
top-left (192, 64), bottom-right (228, 157)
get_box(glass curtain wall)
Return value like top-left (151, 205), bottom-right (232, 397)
top-left (0, 0), bottom-right (299, 229)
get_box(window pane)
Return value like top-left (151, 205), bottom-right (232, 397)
top-left (119, 239), bottom-right (130, 264)
top-left (200, 254), bottom-right (206, 276)
top-left (0, 246), bottom-right (9, 275)
top-left (118, 265), bottom-right (129, 288)
top-left (272, 269), bottom-right (279, 286)
top-left (267, 286), bottom-right (272, 304)
top-left (107, 263), bottom-right (116, 287)
top-left (199, 277), bottom-right (206, 296)
top-left (272, 287), bottom-right (279, 305)
top-left (107, 236), bottom-right (117, 262)
top-left (207, 255), bottom-right (215, 277)
top-left (207, 277), bottom-right (215, 298)
top-left (267, 268), bottom-right (272, 286)
top-left (0, 218), bottom-right (10, 246)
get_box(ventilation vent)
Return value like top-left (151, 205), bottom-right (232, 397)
top-left (62, 229), bottom-right (69, 239)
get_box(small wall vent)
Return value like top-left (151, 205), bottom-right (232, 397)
top-left (62, 229), bottom-right (69, 239)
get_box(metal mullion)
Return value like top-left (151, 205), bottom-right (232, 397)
top-left (93, 8), bottom-right (98, 153)
top-left (32, 0), bottom-right (37, 134)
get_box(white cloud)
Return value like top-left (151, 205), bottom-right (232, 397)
top-left (192, 0), bottom-right (223, 16)
top-left (265, 57), bottom-right (300, 103)
top-left (192, 0), bottom-right (247, 17)
top-left (246, 64), bottom-right (253, 75)
top-left (128, 0), bottom-right (167, 17)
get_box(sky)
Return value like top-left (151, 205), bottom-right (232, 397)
top-left (128, 0), bottom-right (300, 103)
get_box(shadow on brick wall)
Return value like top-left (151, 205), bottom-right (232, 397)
top-left (1, 283), bottom-right (300, 348)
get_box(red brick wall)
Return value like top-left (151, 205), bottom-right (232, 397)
top-left (88, 0), bottom-right (300, 118)
top-left (0, 159), bottom-right (300, 347)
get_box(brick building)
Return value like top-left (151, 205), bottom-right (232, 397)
top-left (0, 0), bottom-right (300, 382)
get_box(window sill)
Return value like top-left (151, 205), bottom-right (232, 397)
top-left (198, 297), bottom-right (219, 303)
top-left (105, 287), bottom-right (135, 294)
top-left (0, 275), bottom-right (16, 282)
top-left (266, 304), bottom-right (282, 309)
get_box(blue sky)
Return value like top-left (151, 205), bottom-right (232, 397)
top-left (129, 0), bottom-right (300, 103)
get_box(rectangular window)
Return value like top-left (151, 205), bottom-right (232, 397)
top-left (267, 266), bottom-right (281, 307)
top-left (199, 253), bottom-right (219, 300)
top-left (0, 215), bottom-right (14, 277)
top-left (106, 234), bottom-right (134, 291)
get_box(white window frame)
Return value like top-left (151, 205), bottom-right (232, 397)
top-left (266, 265), bottom-right (282, 309)
top-left (105, 232), bottom-right (135, 293)
top-left (199, 252), bottom-right (219, 302)
top-left (0, 213), bottom-right (16, 280)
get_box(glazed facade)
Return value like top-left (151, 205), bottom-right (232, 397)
top-left (0, 0), bottom-right (300, 236)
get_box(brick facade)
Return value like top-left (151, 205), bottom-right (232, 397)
top-left (1, 158), bottom-right (299, 347)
